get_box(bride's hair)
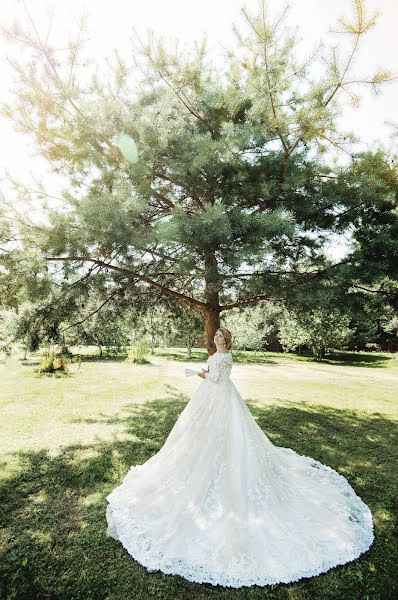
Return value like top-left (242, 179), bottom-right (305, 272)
top-left (217, 327), bottom-right (233, 351)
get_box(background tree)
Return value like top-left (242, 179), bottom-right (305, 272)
top-left (63, 296), bottom-right (132, 357)
top-left (279, 308), bottom-right (352, 359)
top-left (382, 315), bottom-right (398, 351)
top-left (169, 303), bottom-right (204, 357)
top-left (0, 308), bottom-right (18, 358)
top-left (139, 304), bottom-right (178, 354)
top-left (222, 302), bottom-right (277, 351)
top-left (1, 0), bottom-right (397, 355)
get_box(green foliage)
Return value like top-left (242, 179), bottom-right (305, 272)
top-left (277, 313), bottom-right (309, 353)
top-left (164, 302), bottom-right (204, 354)
top-left (279, 308), bottom-right (352, 359)
top-left (1, 0), bottom-right (397, 350)
top-left (126, 339), bottom-right (150, 364)
top-left (222, 303), bottom-right (278, 351)
top-left (65, 294), bottom-right (131, 355)
top-left (0, 309), bottom-right (18, 351)
top-left (35, 352), bottom-right (69, 373)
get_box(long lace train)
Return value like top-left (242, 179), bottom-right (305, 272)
top-left (106, 352), bottom-right (374, 587)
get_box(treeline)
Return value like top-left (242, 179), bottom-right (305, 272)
top-left (1, 295), bottom-right (396, 361)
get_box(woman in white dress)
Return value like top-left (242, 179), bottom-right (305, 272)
top-left (105, 327), bottom-right (374, 588)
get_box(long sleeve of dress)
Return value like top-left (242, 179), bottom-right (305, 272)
top-left (204, 353), bottom-right (230, 383)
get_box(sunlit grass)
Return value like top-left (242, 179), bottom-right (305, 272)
top-left (0, 348), bottom-right (397, 599)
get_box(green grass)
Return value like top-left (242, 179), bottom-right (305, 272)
top-left (0, 348), bottom-right (397, 600)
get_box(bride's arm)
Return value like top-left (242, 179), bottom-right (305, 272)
top-left (203, 354), bottom-right (228, 383)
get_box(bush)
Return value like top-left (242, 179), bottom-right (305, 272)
top-left (279, 308), bottom-right (352, 360)
top-left (222, 303), bottom-right (277, 351)
top-left (35, 352), bottom-right (69, 374)
top-left (126, 340), bottom-right (150, 364)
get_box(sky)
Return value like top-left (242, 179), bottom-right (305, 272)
top-left (1, 0), bottom-right (397, 259)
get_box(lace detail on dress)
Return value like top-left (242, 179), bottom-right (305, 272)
top-left (105, 349), bottom-right (374, 588)
top-left (204, 351), bottom-right (233, 383)
top-left (106, 454), bottom-right (374, 588)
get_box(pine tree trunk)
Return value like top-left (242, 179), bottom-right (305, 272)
top-left (150, 312), bottom-right (155, 354)
top-left (204, 252), bottom-right (221, 356)
top-left (205, 308), bottom-right (220, 355)
top-left (312, 344), bottom-right (325, 360)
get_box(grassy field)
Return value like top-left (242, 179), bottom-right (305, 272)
top-left (0, 348), bottom-right (397, 600)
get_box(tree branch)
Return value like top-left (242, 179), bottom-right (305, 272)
top-left (60, 289), bottom-right (121, 332)
top-left (131, 29), bottom-right (218, 140)
top-left (45, 256), bottom-right (208, 313)
top-left (220, 294), bottom-right (284, 311)
top-left (6, 4), bottom-right (121, 160)
top-left (351, 283), bottom-right (397, 298)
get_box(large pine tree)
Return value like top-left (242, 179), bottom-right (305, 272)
top-left (1, 0), bottom-right (397, 354)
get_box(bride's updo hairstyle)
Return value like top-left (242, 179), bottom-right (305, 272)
top-left (217, 327), bottom-right (233, 351)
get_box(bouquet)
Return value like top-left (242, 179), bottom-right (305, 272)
top-left (185, 368), bottom-right (200, 377)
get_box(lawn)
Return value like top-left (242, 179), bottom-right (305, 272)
top-left (0, 348), bottom-right (397, 600)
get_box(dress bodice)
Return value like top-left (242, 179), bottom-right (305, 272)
top-left (204, 351), bottom-right (233, 384)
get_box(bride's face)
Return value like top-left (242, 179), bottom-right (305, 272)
top-left (214, 330), bottom-right (225, 346)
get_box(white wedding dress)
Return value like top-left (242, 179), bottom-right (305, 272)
top-left (105, 350), bottom-right (374, 588)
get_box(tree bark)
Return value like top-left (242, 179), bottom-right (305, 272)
top-left (204, 252), bottom-right (221, 355)
top-left (204, 308), bottom-right (220, 355)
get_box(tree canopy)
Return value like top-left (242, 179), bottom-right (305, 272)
top-left (1, 0), bottom-right (397, 354)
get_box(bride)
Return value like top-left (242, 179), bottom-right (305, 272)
top-left (105, 327), bottom-right (374, 588)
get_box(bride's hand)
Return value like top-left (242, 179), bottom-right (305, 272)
top-left (198, 368), bottom-right (208, 379)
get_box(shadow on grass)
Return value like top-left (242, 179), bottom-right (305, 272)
top-left (34, 371), bottom-right (75, 379)
top-left (148, 350), bottom-right (209, 363)
top-left (19, 350), bottom-right (397, 373)
top-left (18, 359), bottom-right (75, 378)
top-left (154, 349), bottom-right (279, 365)
top-left (1, 395), bottom-right (397, 599)
top-left (319, 352), bottom-right (397, 369)
top-left (56, 354), bottom-right (158, 366)
top-left (71, 354), bottom-right (128, 363)
top-left (20, 354), bottom-right (129, 365)
top-left (123, 349), bottom-right (397, 369)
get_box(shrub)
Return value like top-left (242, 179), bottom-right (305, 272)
top-left (35, 352), bottom-right (69, 373)
top-left (126, 340), bottom-right (150, 364)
